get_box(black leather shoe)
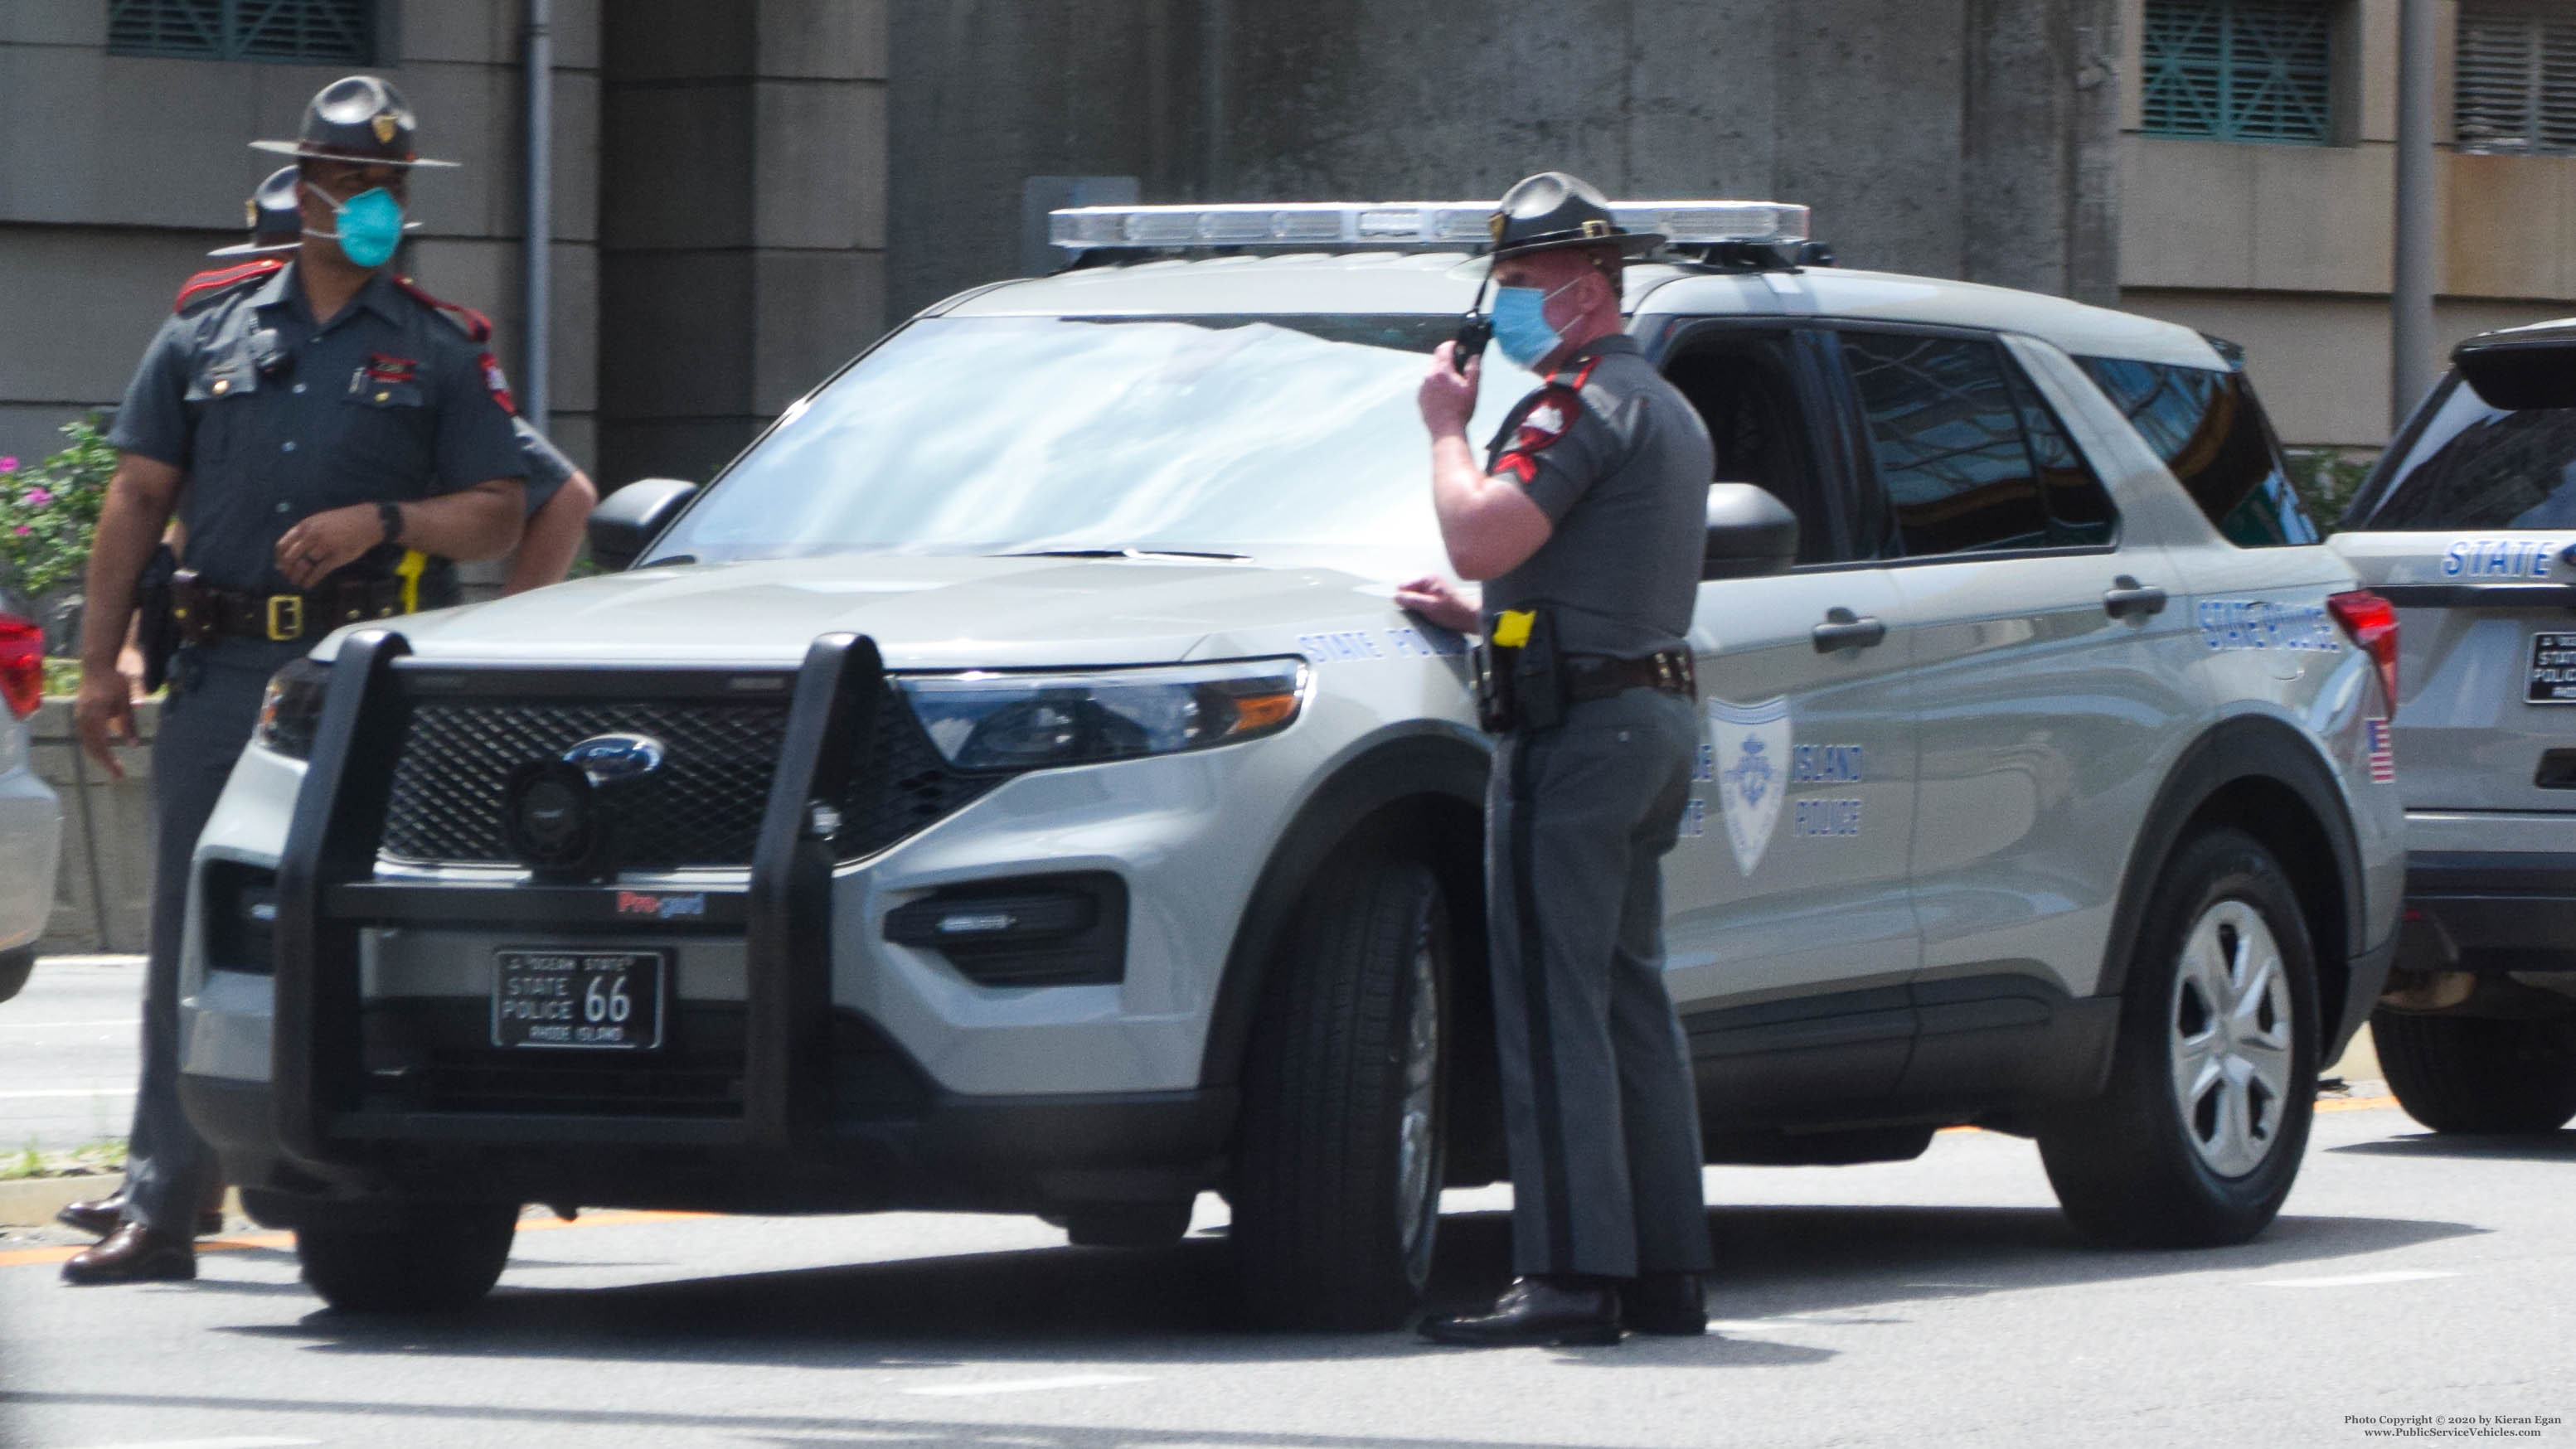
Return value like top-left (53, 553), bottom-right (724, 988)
top-left (1622, 1272), bottom-right (1708, 1335)
top-left (1419, 1277), bottom-right (1623, 1347)
top-left (60, 1224), bottom-right (196, 1285)
top-left (56, 1191), bottom-right (225, 1238)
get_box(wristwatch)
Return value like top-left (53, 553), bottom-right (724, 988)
top-left (377, 500), bottom-right (405, 547)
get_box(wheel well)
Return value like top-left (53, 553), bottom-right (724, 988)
top-left (2181, 778), bottom-right (2351, 1047)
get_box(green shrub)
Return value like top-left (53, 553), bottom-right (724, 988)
top-left (2287, 448), bottom-right (2375, 535)
top-left (0, 414), bottom-right (115, 599)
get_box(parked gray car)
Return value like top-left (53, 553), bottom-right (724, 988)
top-left (0, 573), bottom-right (62, 1003)
top-left (180, 201), bottom-right (2403, 1324)
top-left (2334, 320), bottom-right (2576, 1133)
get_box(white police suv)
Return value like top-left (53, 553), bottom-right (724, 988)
top-left (2331, 321), bottom-right (2576, 1134)
top-left (180, 200), bottom-right (2404, 1325)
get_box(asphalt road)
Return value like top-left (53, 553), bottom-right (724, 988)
top-left (1, 1089), bottom-right (2569, 1449)
top-left (0, 957), bottom-right (140, 1156)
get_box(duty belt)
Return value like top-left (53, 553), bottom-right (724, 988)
top-left (1562, 648), bottom-right (1696, 703)
top-left (172, 571), bottom-right (409, 643)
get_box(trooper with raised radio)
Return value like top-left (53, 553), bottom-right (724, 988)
top-left (61, 75), bottom-right (528, 1286)
top-left (1400, 172), bottom-right (1716, 1347)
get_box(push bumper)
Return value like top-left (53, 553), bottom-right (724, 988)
top-left (217, 627), bottom-right (1237, 1221)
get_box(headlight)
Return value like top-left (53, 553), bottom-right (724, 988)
top-left (253, 657), bottom-right (332, 759)
top-left (897, 658), bottom-right (1308, 772)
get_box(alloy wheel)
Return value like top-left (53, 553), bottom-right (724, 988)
top-left (2169, 899), bottom-right (2295, 1178)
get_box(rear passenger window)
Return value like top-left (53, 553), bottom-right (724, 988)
top-left (2077, 356), bottom-right (2321, 546)
top-left (1840, 332), bottom-right (2118, 557)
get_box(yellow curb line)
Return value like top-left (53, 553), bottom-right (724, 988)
top-left (0, 1208), bottom-right (711, 1270)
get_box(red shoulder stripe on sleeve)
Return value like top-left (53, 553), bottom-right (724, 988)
top-left (390, 275), bottom-right (494, 342)
top-left (171, 258), bottom-right (286, 313)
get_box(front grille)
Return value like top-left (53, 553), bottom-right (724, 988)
top-left (377, 682), bottom-right (999, 869)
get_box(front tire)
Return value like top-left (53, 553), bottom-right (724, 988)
top-left (2373, 1009), bottom-right (2576, 1133)
top-left (1230, 853), bottom-right (1449, 1330)
top-left (295, 1203), bottom-right (519, 1312)
top-left (2040, 828), bottom-right (2318, 1248)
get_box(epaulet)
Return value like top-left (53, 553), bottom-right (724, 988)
top-left (171, 258), bottom-right (286, 314)
top-left (389, 275), bottom-right (494, 343)
top-left (391, 274), bottom-right (517, 415)
top-left (1545, 354), bottom-right (1604, 391)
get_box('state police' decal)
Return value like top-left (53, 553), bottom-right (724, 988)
top-left (2443, 537), bottom-right (2569, 579)
top-left (1708, 695), bottom-right (1789, 876)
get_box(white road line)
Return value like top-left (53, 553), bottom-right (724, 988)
top-left (0, 1020), bottom-right (135, 1030)
top-left (59, 1437), bottom-right (320, 1449)
top-left (904, 1373), bottom-right (1152, 1397)
top-left (0, 1088), bottom-right (135, 1100)
top-left (2255, 1270), bottom-right (2458, 1289)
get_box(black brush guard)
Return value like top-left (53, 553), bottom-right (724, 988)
top-left (272, 629), bottom-right (880, 1170)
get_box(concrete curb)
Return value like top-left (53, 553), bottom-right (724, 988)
top-left (0, 1172), bottom-right (120, 1227)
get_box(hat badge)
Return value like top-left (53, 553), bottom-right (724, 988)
top-left (371, 112), bottom-right (398, 144)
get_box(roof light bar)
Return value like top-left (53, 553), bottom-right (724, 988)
top-left (1048, 200), bottom-right (1810, 253)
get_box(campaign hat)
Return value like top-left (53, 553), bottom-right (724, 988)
top-left (1487, 172), bottom-right (1661, 260)
top-left (207, 167), bottom-right (302, 257)
top-left (250, 75), bottom-right (458, 169)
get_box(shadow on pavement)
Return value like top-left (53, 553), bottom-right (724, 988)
top-left (2327, 1128), bottom-right (2576, 1164)
top-left (192, 1200), bottom-right (2479, 1374)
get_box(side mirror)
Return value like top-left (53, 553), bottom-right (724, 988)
top-left (587, 477), bottom-right (699, 571)
top-left (1704, 482), bottom-right (1798, 580)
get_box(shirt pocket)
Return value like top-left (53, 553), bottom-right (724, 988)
top-left (337, 380), bottom-right (434, 482)
top-left (182, 356), bottom-right (257, 470)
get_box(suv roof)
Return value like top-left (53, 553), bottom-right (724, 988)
top-left (948, 253), bottom-right (2226, 371)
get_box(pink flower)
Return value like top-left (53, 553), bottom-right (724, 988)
top-left (0, 457), bottom-right (16, 472)
top-left (22, 487), bottom-right (50, 506)
top-left (11, 525), bottom-right (28, 536)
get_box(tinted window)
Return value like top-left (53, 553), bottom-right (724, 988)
top-left (1841, 332), bottom-right (2116, 557)
top-left (1665, 331), bottom-right (1843, 563)
top-left (2348, 373), bottom-right (2576, 529)
top-left (2078, 356), bottom-right (2321, 546)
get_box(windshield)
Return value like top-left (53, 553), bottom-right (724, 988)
top-left (2351, 372), bottom-right (2576, 529)
top-left (648, 313), bottom-right (1540, 565)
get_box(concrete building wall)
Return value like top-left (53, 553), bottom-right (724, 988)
top-left (2115, 0), bottom-right (2576, 448)
top-left (596, 0), bottom-right (890, 491)
top-left (889, 0), bottom-right (2127, 318)
top-left (0, 1), bottom-right (602, 475)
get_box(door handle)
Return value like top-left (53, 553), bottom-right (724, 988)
top-left (1812, 607), bottom-right (1889, 652)
top-left (2103, 576), bottom-right (2169, 619)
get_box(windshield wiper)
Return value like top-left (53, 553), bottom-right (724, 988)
top-left (995, 546), bottom-right (1249, 561)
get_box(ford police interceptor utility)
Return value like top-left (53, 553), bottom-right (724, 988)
top-left (2331, 320), bottom-right (2576, 1135)
top-left (178, 199), bottom-right (2404, 1325)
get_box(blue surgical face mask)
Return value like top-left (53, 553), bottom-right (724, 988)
top-left (1489, 277), bottom-right (1582, 369)
top-left (306, 183), bottom-right (405, 270)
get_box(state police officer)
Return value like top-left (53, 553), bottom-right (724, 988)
top-left (64, 75), bottom-right (528, 1285)
top-left (1400, 172), bottom-right (1715, 1346)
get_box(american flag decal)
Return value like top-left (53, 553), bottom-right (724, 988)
top-left (2365, 718), bottom-right (2395, 783)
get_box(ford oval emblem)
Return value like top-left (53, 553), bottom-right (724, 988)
top-left (561, 733), bottom-right (666, 787)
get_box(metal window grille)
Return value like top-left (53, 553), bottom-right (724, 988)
top-left (107, 0), bottom-right (373, 64)
top-left (2141, 0), bottom-right (2336, 143)
top-left (2456, 1), bottom-right (2576, 156)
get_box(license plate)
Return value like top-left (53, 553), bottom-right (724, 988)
top-left (2529, 632), bottom-right (2576, 704)
top-left (492, 949), bottom-right (666, 1050)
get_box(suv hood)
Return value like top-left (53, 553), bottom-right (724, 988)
top-left (312, 554), bottom-right (1397, 670)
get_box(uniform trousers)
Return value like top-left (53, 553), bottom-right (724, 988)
top-left (1487, 686), bottom-right (1713, 1279)
top-left (124, 645), bottom-right (280, 1234)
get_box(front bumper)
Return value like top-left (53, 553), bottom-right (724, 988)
top-left (0, 755), bottom-right (62, 955)
top-left (2395, 849), bottom-right (2576, 974)
top-left (182, 628), bottom-right (1268, 1218)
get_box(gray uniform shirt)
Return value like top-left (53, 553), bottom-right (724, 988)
top-left (1481, 334), bottom-right (1714, 658)
top-left (108, 261), bottom-right (526, 597)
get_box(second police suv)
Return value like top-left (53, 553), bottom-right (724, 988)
top-left (179, 197), bottom-right (2404, 1325)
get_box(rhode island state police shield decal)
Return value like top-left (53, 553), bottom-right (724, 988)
top-left (1708, 695), bottom-right (1790, 877)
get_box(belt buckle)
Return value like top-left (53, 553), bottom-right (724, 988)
top-left (265, 594), bottom-right (304, 642)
